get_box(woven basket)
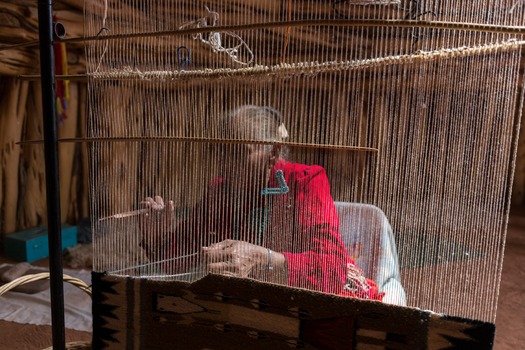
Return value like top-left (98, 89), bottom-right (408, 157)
top-left (0, 272), bottom-right (92, 297)
top-left (0, 272), bottom-right (92, 350)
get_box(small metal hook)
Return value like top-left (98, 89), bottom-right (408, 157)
top-left (95, 27), bottom-right (110, 38)
top-left (177, 46), bottom-right (192, 71)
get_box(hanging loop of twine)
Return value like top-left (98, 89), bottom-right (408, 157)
top-left (178, 6), bottom-right (254, 66)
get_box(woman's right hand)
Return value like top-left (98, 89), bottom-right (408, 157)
top-left (139, 196), bottom-right (175, 239)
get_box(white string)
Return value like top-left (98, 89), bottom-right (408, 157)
top-left (94, 0), bottom-right (110, 73)
top-left (84, 0), bottom-right (523, 324)
top-left (179, 6), bottom-right (254, 66)
top-left (107, 252), bottom-right (200, 275)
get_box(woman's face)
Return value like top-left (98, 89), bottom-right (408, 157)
top-left (246, 144), bottom-right (269, 169)
top-left (220, 112), bottom-right (277, 190)
top-left (222, 144), bottom-right (269, 191)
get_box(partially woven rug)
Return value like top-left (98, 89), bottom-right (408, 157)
top-left (92, 273), bottom-right (494, 349)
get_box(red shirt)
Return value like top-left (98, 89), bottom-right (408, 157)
top-left (143, 160), bottom-right (381, 299)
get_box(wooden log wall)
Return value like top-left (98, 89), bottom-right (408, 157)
top-left (0, 0), bottom-right (89, 237)
top-left (0, 77), bottom-right (90, 237)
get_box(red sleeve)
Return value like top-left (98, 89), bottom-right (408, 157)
top-left (281, 165), bottom-right (349, 294)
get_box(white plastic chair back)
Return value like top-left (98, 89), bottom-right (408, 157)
top-left (335, 202), bottom-right (407, 305)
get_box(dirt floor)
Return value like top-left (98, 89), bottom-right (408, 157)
top-left (0, 208), bottom-right (524, 349)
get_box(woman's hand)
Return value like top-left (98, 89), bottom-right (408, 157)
top-left (203, 239), bottom-right (266, 277)
top-left (139, 196), bottom-right (175, 240)
top-left (202, 239), bottom-right (287, 283)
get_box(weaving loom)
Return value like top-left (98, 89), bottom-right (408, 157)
top-left (82, 0), bottom-right (524, 348)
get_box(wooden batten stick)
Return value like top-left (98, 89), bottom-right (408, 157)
top-left (18, 136), bottom-right (379, 152)
top-left (58, 19), bottom-right (525, 45)
top-left (1, 78), bottom-right (29, 235)
top-left (98, 208), bottom-right (149, 221)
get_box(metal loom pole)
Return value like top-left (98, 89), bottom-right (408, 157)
top-left (36, 0), bottom-right (66, 349)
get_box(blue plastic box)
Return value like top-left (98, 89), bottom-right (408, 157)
top-left (4, 225), bottom-right (78, 263)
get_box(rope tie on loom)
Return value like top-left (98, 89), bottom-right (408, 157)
top-left (89, 39), bottom-right (525, 81)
